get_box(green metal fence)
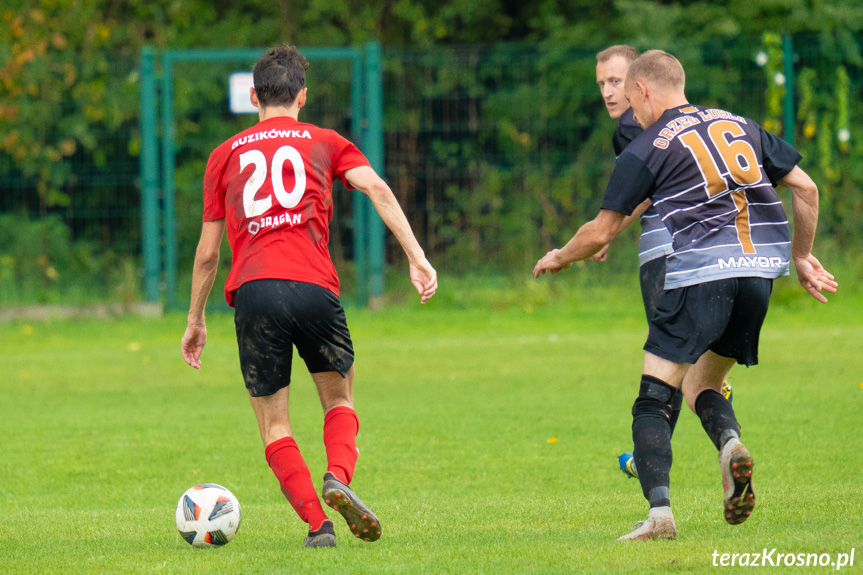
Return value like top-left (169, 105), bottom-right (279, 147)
top-left (368, 34), bottom-right (858, 278)
top-left (0, 52), bottom-right (141, 306)
top-left (378, 39), bottom-right (780, 274)
top-left (1, 34), bottom-right (860, 308)
top-left (140, 43), bottom-right (386, 310)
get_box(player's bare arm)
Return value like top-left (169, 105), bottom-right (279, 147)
top-left (533, 209), bottom-right (626, 278)
top-left (622, 198), bottom-right (652, 228)
top-left (589, 198), bottom-right (653, 263)
top-left (345, 165), bottom-right (438, 304)
top-left (181, 219), bottom-right (226, 368)
top-left (777, 166), bottom-right (838, 303)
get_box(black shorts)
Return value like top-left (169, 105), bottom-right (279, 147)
top-left (639, 256), bottom-right (667, 323)
top-left (644, 277), bottom-right (773, 367)
top-left (233, 279), bottom-right (354, 397)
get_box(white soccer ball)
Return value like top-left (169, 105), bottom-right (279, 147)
top-left (175, 484), bottom-right (242, 547)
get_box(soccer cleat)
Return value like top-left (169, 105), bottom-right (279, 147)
top-left (721, 380), bottom-right (733, 404)
top-left (617, 506), bottom-right (676, 541)
top-left (618, 452), bottom-right (638, 478)
top-left (322, 472), bottom-right (381, 542)
top-left (302, 520), bottom-right (336, 548)
top-left (719, 437), bottom-right (755, 525)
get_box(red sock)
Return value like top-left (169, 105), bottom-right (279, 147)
top-left (265, 436), bottom-right (328, 531)
top-left (323, 406), bottom-right (359, 484)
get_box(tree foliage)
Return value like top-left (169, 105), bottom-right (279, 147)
top-left (1, 0), bottom-right (861, 302)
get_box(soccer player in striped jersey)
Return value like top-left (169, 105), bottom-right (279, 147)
top-left (596, 45), bottom-right (733, 481)
top-left (535, 50), bottom-right (836, 540)
top-left (181, 45), bottom-right (437, 548)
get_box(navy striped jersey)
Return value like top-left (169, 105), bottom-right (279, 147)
top-left (613, 107), bottom-right (673, 265)
top-left (601, 104), bottom-right (802, 290)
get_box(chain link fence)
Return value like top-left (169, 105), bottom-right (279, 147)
top-left (1, 34), bottom-right (860, 306)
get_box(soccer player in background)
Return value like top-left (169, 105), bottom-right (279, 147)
top-left (595, 45), bottom-right (732, 480)
top-left (181, 45), bottom-right (438, 548)
top-left (535, 50), bottom-right (836, 540)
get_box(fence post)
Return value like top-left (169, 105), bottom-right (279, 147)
top-left (139, 47), bottom-right (160, 303)
top-left (364, 41), bottom-right (386, 301)
top-left (782, 35), bottom-right (795, 146)
top-left (161, 53), bottom-right (178, 310)
top-left (351, 50), bottom-right (369, 306)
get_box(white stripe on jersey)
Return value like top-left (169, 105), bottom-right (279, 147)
top-left (750, 220), bottom-right (789, 226)
top-left (641, 227), bottom-right (671, 237)
top-left (665, 264), bottom-right (721, 276)
top-left (638, 243), bottom-right (674, 257)
top-left (748, 200), bottom-right (783, 207)
top-left (652, 163), bottom-right (770, 208)
top-left (662, 190), bottom-right (730, 221)
top-left (668, 242), bottom-right (743, 257)
top-left (671, 208), bottom-right (739, 237)
top-left (749, 240), bottom-right (792, 247)
top-left (669, 240), bottom-right (791, 258)
top-left (652, 181), bottom-right (705, 206)
top-left (661, 180), bottom-right (771, 222)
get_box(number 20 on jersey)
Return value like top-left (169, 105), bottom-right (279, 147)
top-left (240, 145), bottom-right (307, 218)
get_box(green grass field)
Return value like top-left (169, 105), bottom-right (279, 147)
top-left (1, 279), bottom-right (862, 574)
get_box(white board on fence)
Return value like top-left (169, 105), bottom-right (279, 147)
top-left (229, 72), bottom-right (257, 114)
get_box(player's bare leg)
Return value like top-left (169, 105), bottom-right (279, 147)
top-left (249, 386), bottom-right (293, 445)
top-left (312, 369), bottom-right (382, 542)
top-left (682, 352), bottom-right (734, 414)
top-left (250, 387), bottom-right (335, 547)
top-left (313, 367), bottom-right (354, 413)
top-left (685, 351), bottom-right (755, 524)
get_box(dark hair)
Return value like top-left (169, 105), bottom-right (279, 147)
top-left (596, 45), bottom-right (640, 65)
top-left (253, 44), bottom-right (310, 108)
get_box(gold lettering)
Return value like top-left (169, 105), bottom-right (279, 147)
top-left (678, 115), bottom-right (702, 127)
top-left (732, 191), bottom-right (756, 253)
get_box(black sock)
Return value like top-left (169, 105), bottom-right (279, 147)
top-left (694, 389), bottom-right (740, 450)
top-left (632, 375), bottom-right (677, 508)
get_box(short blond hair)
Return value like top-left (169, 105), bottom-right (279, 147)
top-left (596, 45), bottom-right (640, 64)
top-left (626, 50), bottom-right (685, 93)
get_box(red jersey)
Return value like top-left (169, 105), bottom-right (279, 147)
top-left (203, 116), bottom-right (370, 306)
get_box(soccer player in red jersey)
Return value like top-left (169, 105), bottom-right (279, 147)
top-left (181, 45), bottom-right (437, 548)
